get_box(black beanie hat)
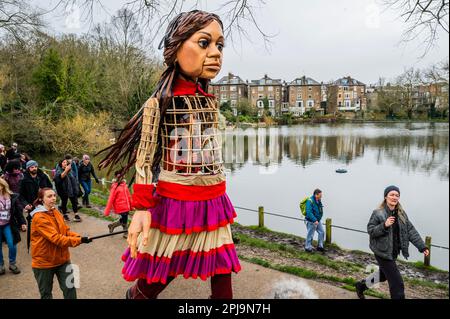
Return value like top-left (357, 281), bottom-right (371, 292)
top-left (384, 185), bottom-right (400, 198)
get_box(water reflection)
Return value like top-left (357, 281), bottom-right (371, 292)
top-left (222, 123), bottom-right (449, 180)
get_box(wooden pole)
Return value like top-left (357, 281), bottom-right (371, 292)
top-left (326, 218), bottom-right (332, 244)
top-left (258, 206), bottom-right (264, 228)
top-left (424, 236), bottom-right (432, 267)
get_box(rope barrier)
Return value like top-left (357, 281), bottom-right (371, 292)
top-left (234, 206), bottom-right (449, 250)
top-left (32, 172), bottom-right (450, 251)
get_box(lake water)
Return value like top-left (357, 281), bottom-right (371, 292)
top-left (38, 122), bottom-right (449, 270)
top-left (222, 122), bottom-right (449, 270)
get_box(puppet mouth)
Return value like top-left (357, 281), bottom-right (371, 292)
top-left (204, 64), bottom-right (221, 71)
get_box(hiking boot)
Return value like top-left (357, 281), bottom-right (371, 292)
top-left (9, 264), bottom-right (21, 274)
top-left (85, 198), bottom-right (92, 208)
top-left (316, 247), bottom-right (326, 253)
top-left (355, 280), bottom-right (368, 299)
top-left (73, 214), bottom-right (82, 222)
top-left (0, 265), bottom-right (5, 275)
top-left (305, 248), bottom-right (313, 253)
top-left (108, 220), bottom-right (122, 234)
top-left (63, 214), bottom-right (71, 222)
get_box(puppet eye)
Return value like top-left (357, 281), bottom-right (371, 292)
top-left (198, 39), bottom-right (209, 48)
top-left (217, 42), bottom-right (224, 52)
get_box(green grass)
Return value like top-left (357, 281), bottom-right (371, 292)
top-left (239, 255), bottom-right (385, 299)
top-left (78, 207), bottom-right (116, 222)
top-left (234, 232), bottom-right (363, 273)
top-left (410, 261), bottom-right (447, 273)
top-left (89, 194), bottom-right (108, 206)
top-left (404, 278), bottom-right (449, 291)
top-left (341, 285), bottom-right (388, 299)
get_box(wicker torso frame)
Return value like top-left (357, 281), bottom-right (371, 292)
top-left (135, 95), bottom-right (223, 184)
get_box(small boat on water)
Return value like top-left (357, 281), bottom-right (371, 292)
top-left (335, 168), bottom-right (348, 174)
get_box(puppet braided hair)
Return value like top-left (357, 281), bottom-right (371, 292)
top-left (97, 10), bottom-right (223, 179)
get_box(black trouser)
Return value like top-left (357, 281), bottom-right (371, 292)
top-left (119, 212), bottom-right (129, 225)
top-left (375, 255), bottom-right (405, 299)
top-left (60, 195), bottom-right (78, 215)
top-left (32, 262), bottom-right (77, 299)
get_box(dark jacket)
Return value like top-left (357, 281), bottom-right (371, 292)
top-left (18, 169), bottom-right (53, 207)
top-left (305, 195), bottom-right (323, 223)
top-left (0, 154), bottom-right (6, 171)
top-left (367, 206), bottom-right (427, 261)
top-left (3, 171), bottom-right (23, 193)
top-left (0, 194), bottom-right (26, 245)
top-left (78, 162), bottom-right (99, 182)
top-left (54, 171), bottom-right (78, 198)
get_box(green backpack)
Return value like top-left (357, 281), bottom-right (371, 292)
top-left (299, 197), bottom-right (313, 216)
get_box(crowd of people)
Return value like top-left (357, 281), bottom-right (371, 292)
top-left (0, 142), bottom-right (133, 298)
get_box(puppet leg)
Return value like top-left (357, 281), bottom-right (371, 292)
top-left (126, 277), bottom-right (175, 299)
top-left (210, 274), bottom-right (233, 299)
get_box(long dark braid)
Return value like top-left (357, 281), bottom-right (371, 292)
top-left (97, 10), bottom-right (223, 178)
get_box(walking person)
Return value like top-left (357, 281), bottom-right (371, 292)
top-left (18, 160), bottom-right (53, 212)
top-left (30, 188), bottom-right (92, 299)
top-left (54, 159), bottom-right (81, 222)
top-left (104, 171), bottom-right (132, 239)
top-left (304, 189), bottom-right (325, 253)
top-left (0, 144), bottom-right (7, 173)
top-left (355, 186), bottom-right (429, 299)
top-left (78, 154), bottom-right (100, 208)
top-left (5, 142), bottom-right (18, 161)
top-left (0, 178), bottom-right (27, 275)
top-left (3, 160), bottom-right (24, 194)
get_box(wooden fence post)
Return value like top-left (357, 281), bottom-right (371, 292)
top-left (424, 236), bottom-right (432, 267)
top-left (258, 206), bottom-right (264, 228)
top-left (325, 218), bottom-right (332, 244)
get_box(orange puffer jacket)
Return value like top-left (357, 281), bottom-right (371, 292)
top-left (30, 206), bottom-right (82, 269)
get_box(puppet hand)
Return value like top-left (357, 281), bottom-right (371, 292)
top-left (127, 210), bottom-right (151, 259)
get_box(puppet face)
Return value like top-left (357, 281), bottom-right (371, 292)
top-left (176, 20), bottom-right (224, 80)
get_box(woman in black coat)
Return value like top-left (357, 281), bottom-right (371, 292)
top-left (54, 159), bottom-right (81, 222)
top-left (0, 177), bottom-right (27, 275)
top-left (354, 185), bottom-right (429, 299)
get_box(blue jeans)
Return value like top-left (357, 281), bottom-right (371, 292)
top-left (80, 180), bottom-right (92, 202)
top-left (305, 221), bottom-right (324, 250)
top-left (0, 224), bottom-right (17, 266)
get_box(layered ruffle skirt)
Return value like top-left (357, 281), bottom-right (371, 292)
top-left (121, 190), bottom-right (241, 284)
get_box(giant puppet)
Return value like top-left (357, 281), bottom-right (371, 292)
top-left (98, 10), bottom-right (241, 299)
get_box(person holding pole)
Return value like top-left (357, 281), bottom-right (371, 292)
top-left (30, 188), bottom-right (92, 299)
top-left (355, 185), bottom-right (430, 299)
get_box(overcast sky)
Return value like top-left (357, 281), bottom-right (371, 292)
top-left (34, 0), bottom-right (449, 85)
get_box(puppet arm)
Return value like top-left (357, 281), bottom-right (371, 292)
top-left (132, 98), bottom-right (160, 209)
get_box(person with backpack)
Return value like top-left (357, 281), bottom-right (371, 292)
top-left (0, 177), bottom-right (27, 275)
top-left (354, 186), bottom-right (429, 299)
top-left (30, 187), bottom-right (92, 299)
top-left (300, 189), bottom-right (325, 253)
top-left (103, 171), bottom-right (132, 239)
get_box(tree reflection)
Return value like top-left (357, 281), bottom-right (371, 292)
top-left (222, 124), bottom-right (449, 180)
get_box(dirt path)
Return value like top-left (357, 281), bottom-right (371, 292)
top-left (0, 212), bottom-right (365, 299)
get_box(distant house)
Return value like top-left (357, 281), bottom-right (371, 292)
top-left (209, 73), bottom-right (248, 116)
top-left (249, 74), bottom-right (283, 116)
top-left (327, 76), bottom-right (367, 113)
top-left (286, 76), bottom-right (325, 116)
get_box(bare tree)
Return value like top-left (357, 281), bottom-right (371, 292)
top-left (47, 0), bottom-right (274, 49)
top-left (0, 0), bottom-right (44, 43)
top-left (382, 0), bottom-right (449, 57)
top-left (395, 67), bottom-right (423, 118)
